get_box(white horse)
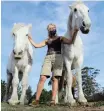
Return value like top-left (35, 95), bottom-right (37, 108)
top-left (58, 1), bottom-right (91, 105)
top-left (5, 23), bottom-right (33, 105)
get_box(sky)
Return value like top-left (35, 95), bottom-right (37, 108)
top-left (1, 1), bottom-right (104, 94)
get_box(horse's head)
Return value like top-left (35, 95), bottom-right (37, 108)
top-left (69, 1), bottom-right (91, 34)
top-left (12, 23), bottom-right (32, 60)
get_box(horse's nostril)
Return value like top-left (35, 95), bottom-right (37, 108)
top-left (86, 29), bottom-right (89, 33)
top-left (13, 50), bottom-right (16, 55)
top-left (82, 21), bottom-right (86, 27)
top-left (18, 50), bottom-right (23, 55)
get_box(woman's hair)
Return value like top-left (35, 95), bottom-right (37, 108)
top-left (47, 23), bottom-right (56, 30)
top-left (47, 23), bottom-right (57, 37)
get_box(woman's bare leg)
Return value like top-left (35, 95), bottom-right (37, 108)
top-left (35, 75), bottom-right (47, 100)
top-left (51, 76), bottom-right (59, 101)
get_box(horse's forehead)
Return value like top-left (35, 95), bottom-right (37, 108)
top-left (12, 24), bottom-right (29, 34)
top-left (16, 26), bottom-right (28, 34)
top-left (19, 26), bottom-right (28, 31)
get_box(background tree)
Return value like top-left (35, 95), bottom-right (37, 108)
top-left (39, 89), bottom-right (51, 103)
top-left (1, 80), bottom-right (6, 102)
top-left (26, 86), bottom-right (32, 101)
top-left (17, 85), bottom-right (22, 100)
top-left (28, 89), bottom-right (52, 104)
top-left (81, 67), bottom-right (100, 98)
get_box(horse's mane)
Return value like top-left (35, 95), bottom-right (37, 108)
top-left (71, 1), bottom-right (83, 8)
top-left (11, 23), bottom-right (26, 35)
top-left (67, 12), bottom-right (72, 30)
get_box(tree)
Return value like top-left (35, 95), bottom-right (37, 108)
top-left (17, 85), bottom-right (22, 100)
top-left (28, 89), bottom-right (52, 104)
top-left (48, 79), bottom-right (52, 86)
top-left (26, 86), bottom-right (32, 101)
top-left (39, 89), bottom-right (52, 103)
top-left (1, 79), bottom-right (22, 101)
top-left (81, 67), bottom-right (100, 97)
top-left (1, 80), bottom-right (6, 102)
top-left (17, 85), bottom-right (33, 102)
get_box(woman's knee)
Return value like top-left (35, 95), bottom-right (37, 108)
top-left (39, 76), bottom-right (47, 83)
top-left (52, 76), bottom-right (59, 82)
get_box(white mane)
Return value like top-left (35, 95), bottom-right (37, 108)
top-left (71, 1), bottom-right (83, 7)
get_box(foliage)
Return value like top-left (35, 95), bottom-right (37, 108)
top-left (26, 86), bottom-right (32, 101)
top-left (1, 80), bottom-right (6, 102)
top-left (82, 67), bottom-right (100, 97)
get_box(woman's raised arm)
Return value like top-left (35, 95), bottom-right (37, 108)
top-left (28, 36), bottom-right (47, 48)
top-left (61, 28), bottom-right (79, 44)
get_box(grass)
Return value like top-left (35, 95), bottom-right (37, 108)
top-left (1, 102), bottom-right (104, 111)
top-left (93, 101), bottom-right (104, 107)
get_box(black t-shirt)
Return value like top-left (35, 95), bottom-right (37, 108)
top-left (46, 37), bottom-right (62, 53)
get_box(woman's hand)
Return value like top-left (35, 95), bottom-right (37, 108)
top-left (74, 26), bottom-right (79, 32)
top-left (28, 35), bottom-right (32, 40)
top-left (61, 26), bottom-right (79, 45)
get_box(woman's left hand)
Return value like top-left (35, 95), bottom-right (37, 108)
top-left (74, 26), bottom-right (79, 32)
top-left (28, 35), bottom-right (32, 40)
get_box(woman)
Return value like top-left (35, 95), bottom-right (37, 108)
top-left (28, 23), bottom-right (78, 106)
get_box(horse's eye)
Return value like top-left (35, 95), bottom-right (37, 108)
top-left (74, 8), bottom-right (77, 12)
top-left (26, 34), bottom-right (28, 36)
top-left (88, 10), bottom-right (89, 12)
top-left (13, 33), bottom-right (15, 36)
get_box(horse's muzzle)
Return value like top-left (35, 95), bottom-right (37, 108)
top-left (14, 56), bottom-right (22, 60)
top-left (80, 26), bottom-right (90, 34)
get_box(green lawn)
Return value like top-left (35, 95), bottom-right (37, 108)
top-left (1, 102), bottom-right (104, 111)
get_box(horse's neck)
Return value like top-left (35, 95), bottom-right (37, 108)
top-left (66, 28), bottom-right (82, 45)
top-left (26, 40), bottom-right (33, 58)
top-left (65, 13), bottom-right (82, 45)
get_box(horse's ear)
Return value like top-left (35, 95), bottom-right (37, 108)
top-left (28, 24), bottom-right (32, 30)
top-left (69, 5), bottom-right (72, 9)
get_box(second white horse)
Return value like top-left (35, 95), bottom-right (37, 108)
top-left (5, 23), bottom-right (33, 105)
top-left (58, 1), bottom-right (91, 105)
